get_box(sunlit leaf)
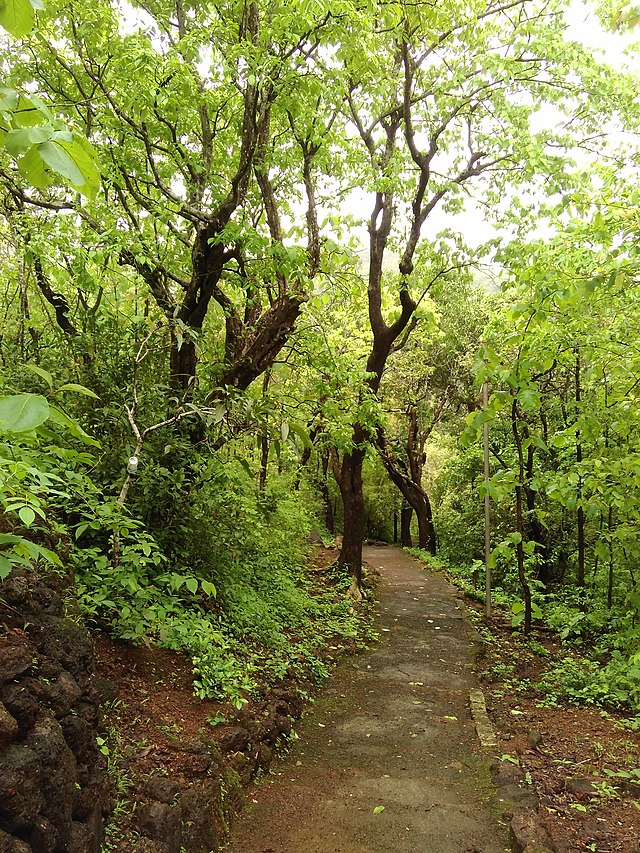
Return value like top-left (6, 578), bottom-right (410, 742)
top-left (0, 394), bottom-right (49, 432)
top-left (0, 0), bottom-right (35, 37)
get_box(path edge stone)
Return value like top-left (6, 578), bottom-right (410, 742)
top-left (469, 688), bottom-right (498, 748)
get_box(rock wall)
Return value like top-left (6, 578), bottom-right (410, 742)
top-left (130, 688), bottom-right (303, 852)
top-left (0, 572), bottom-right (110, 852)
top-left (0, 571), bottom-right (309, 853)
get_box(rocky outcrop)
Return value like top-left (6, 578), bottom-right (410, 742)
top-left (132, 687), bottom-right (303, 852)
top-left (0, 572), bottom-right (110, 852)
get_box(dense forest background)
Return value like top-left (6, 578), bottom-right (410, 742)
top-left (3, 0), bottom-right (640, 715)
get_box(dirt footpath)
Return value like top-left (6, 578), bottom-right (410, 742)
top-left (226, 546), bottom-right (509, 853)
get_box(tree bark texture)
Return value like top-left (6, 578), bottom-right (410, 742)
top-left (332, 444), bottom-right (366, 587)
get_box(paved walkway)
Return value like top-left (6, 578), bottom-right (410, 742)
top-left (226, 546), bottom-right (509, 853)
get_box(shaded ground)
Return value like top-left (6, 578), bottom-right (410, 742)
top-left (470, 603), bottom-right (640, 853)
top-left (225, 546), bottom-right (510, 853)
top-left (93, 544), bottom-right (362, 850)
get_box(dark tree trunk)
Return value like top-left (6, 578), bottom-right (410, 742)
top-left (415, 490), bottom-right (436, 554)
top-left (332, 445), bottom-right (366, 587)
top-left (170, 335), bottom-right (198, 393)
top-left (400, 501), bottom-right (413, 547)
top-left (575, 351), bottom-right (585, 590)
top-left (522, 442), bottom-right (550, 586)
top-left (259, 371), bottom-right (271, 491)
top-left (376, 422), bottom-right (436, 554)
top-left (320, 452), bottom-right (335, 534)
top-left (512, 397), bottom-right (532, 633)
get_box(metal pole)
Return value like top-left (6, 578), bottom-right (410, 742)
top-left (483, 381), bottom-right (491, 620)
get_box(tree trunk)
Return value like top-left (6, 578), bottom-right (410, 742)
top-left (320, 452), bottom-right (335, 534)
top-left (170, 334), bottom-right (198, 394)
top-left (415, 490), bottom-right (436, 554)
top-left (259, 371), bottom-right (271, 491)
top-left (575, 351), bottom-right (585, 590)
top-left (400, 500), bottom-right (413, 547)
top-left (512, 397), bottom-right (532, 633)
top-left (333, 446), bottom-right (366, 587)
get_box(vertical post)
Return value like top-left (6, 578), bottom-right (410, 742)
top-left (483, 381), bottom-right (491, 620)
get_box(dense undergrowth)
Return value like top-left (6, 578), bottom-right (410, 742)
top-left (0, 388), bottom-right (369, 709)
top-left (409, 549), bottom-right (640, 717)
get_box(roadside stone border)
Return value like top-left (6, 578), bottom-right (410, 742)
top-left (469, 690), bottom-right (556, 852)
top-left (469, 688), bottom-right (498, 748)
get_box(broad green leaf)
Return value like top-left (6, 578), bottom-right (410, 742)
top-left (56, 383), bottom-right (100, 399)
top-left (47, 404), bottom-right (100, 446)
top-left (372, 805), bottom-right (385, 814)
top-left (38, 139), bottom-right (85, 186)
top-left (238, 458), bottom-right (252, 477)
top-left (0, 87), bottom-right (18, 112)
top-left (5, 125), bottom-right (53, 156)
top-left (201, 580), bottom-right (216, 597)
top-left (517, 387), bottom-right (540, 413)
top-left (52, 136), bottom-right (101, 197)
top-left (0, 534), bottom-right (23, 545)
top-left (34, 544), bottom-right (62, 566)
top-left (18, 145), bottom-right (52, 189)
top-left (289, 422), bottom-right (313, 449)
top-left (18, 506), bottom-right (35, 527)
top-left (51, 129), bottom-right (73, 143)
top-left (15, 93), bottom-right (51, 124)
top-left (185, 577), bottom-right (198, 594)
top-left (0, 0), bottom-right (35, 37)
top-left (0, 393), bottom-right (49, 432)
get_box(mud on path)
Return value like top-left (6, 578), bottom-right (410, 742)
top-left (226, 546), bottom-right (509, 853)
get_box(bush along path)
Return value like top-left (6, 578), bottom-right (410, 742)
top-left (226, 546), bottom-right (512, 853)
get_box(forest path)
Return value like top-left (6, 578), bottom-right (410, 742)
top-left (225, 546), bottom-right (509, 853)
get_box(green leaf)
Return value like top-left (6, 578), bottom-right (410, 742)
top-left (17, 146), bottom-right (52, 189)
top-left (55, 135), bottom-right (101, 197)
top-left (238, 459), bottom-right (252, 477)
top-left (0, 0), bottom-right (35, 37)
top-left (5, 125), bottom-right (53, 157)
top-left (18, 506), bottom-right (35, 527)
top-left (201, 580), bottom-right (216, 597)
top-left (38, 139), bottom-right (85, 186)
top-left (0, 87), bottom-right (18, 112)
top-left (24, 363), bottom-right (53, 389)
top-left (185, 577), bottom-right (198, 595)
top-left (372, 805), bottom-right (385, 814)
top-left (47, 404), bottom-right (100, 446)
top-left (289, 422), bottom-right (313, 449)
top-left (0, 393), bottom-right (49, 432)
top-left (0, 555), bottom-right (13, 579)
top-left (517, 387), bottom-right (540, 413)
top-left (56, 383), bottom-right (100, 399)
